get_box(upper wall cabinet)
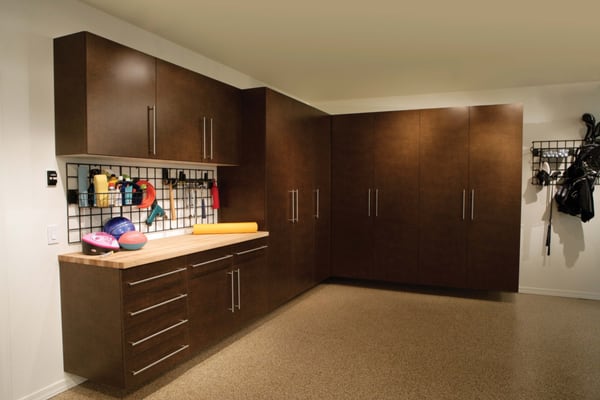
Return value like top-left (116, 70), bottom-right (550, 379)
top-left (54, 32), bottom-right (241, 164)
top-left (54, 31), bottom-right (156, 159)
top-left (156, 60), bottom-right (241, 164)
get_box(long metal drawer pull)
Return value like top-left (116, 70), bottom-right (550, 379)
top-left (462, 189), bottom-right (466, 221)
top-left (191, 254), bottom-right (233, 268)
top-left (227, 271), bottom-right (235, 312)
top-left (375, 189), bottom-right (379, 217)
top-left (127, 267), bottom-right (186, 287)
top-left (367, 189), bottom-right (371, 217)
top-left (236, 268), bottom-right (241, 310)
top-left (234, 245), bottom-right (268, 256)
top-left (471, 189), bottom-right (475, 221)
top-left (128, 294), bottom-right (187, 317)
top-left (129, 319), bottom-right (188, 347)
top-left (130, 344), bottom-right (189, 376)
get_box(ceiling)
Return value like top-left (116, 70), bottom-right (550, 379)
top-left (80, 0), bottom-right (600, 105)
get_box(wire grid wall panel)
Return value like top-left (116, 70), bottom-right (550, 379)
top-left (530, 139), bottom-right (600, 186)
top-left (66, 162), bottom-right (217, 244)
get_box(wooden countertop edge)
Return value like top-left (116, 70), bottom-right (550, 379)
top-left (58, 231), bottom-right (269, 269)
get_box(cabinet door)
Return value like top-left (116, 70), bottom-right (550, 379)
top-left (54, 32), bottom-right (156, 158)
top-left (290, 101), bottom-right (319, 295)
top-left (155, 60), bottom-right (205, 161)
top-left (234, 240), bottom-right (268, 325)
top-left (467, 104), bottom-right (522, 291)
top-left (265, 91), bottom-right (297, 307)
top-left (206, 79), bottom-right (242, 165)
top-left (419, 107), bottom-right (469, 288)
top-left (312, 114), bottom-right (332, 282)
top-left (331, 114), bottom-right (374, 279)
top-left (188, 248), bottom-right (236, 352)
top-left (372, 111), bottom-right (420, 283)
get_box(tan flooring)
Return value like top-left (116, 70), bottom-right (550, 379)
top-left (52, 282), bottom-right (600, 400)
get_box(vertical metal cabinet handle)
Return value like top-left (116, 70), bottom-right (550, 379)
top-left (148, 105), bottom-right (157, 155)
top-left (375, 189), bottom-right (379, 217)
top-left (235, 268), bottom-right (241, 310)
top-left (462, 189), bottom-right (466, 221)
top-left (471, 189), bottom-right (475, 221)
top-left (295, 189), bottom-right (299, 223)
top-left (227, 270), bottom-right (235, 312)
top-left (368, 189), bottom-right (372, 217)
top-left (288, 190), bottom-right (295, 222)
top-left (210, 118), bottom-right (214, 160)
top-left (314, 188), bottom-right (320, 219)
top-left (202, 117), bottom-right (207, 159)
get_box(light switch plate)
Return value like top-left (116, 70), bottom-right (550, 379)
top-left (47, 224), bottom-right (59, 245)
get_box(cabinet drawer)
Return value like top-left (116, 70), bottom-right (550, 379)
top-left (125, 340), bottom-right (190, 388)
top-left (188, 247), bottom-right (234, 279)
top-left (124, 290), bottom-right (188, 330)
top-left (125, 315), bottom-right (188, 357)
top-left (232, 239), bottom-right (268, 264)
top-left (122, 258), bottom-right (187, 313)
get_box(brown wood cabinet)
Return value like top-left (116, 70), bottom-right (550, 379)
top-left (331, 111), bottom-right (420, 283)
top-left (418, 107), bottom-right (470, 288)
top-left (60, 257), bottom-right (190, 389)
top-left (59, 238), bottom-right (267, 390)
top-left (466, 104), bottom-right (522, 291)
top-left (54, 31), bottom-right (241, 164)
top-left (331, 114), bottom-right (374, 279)
top-left (204, 77), bottom-right (242, 165)
top-left (218, 88), bottom-right (331, 310)
top-left (54, 31), bottom-right (156, 158)
top-left (332, 105), bottom-right (522, 292)
top-left (418, 104), bottom-right (522, 291)
top-left (187, 238), bottom-right (268, 353)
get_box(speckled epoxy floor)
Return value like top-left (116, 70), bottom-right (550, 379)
top-left (53, 282), bottom-right (600, 400)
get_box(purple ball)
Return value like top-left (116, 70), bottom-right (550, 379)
top-left (103, 217), bottom-right (135, 240)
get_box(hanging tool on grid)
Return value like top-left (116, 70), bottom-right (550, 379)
top-left (555, 113), bottom-right (600, 223)
top-left (537, 161), bottom-right (561, 255)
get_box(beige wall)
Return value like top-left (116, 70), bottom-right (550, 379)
top-left (1, 1), bottom-right (598, 399)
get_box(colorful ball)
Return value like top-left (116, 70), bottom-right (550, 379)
top-left (118, 230), bottom-right (148, 250)
top-left (103, 217), bottom-right (135, 240)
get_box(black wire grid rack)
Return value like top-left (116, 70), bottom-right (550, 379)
top-left (66, 162), bottom-right (217, 244)
top-left (530, 139), bottom-right (600, 186)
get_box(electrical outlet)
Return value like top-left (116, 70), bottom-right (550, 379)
top-left (47, 224), bottom-right (59, 245)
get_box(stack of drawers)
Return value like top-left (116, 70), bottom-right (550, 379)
top-left (122, 258), bottom-right (190, 388)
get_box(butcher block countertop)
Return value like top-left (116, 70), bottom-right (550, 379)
top-left (58, 231), bottom-right (269, 269)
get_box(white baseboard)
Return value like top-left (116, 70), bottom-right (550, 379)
top-left (17, 375), bottom-right (85, 400)
top-left (519, 286), bottom-right (600, 300)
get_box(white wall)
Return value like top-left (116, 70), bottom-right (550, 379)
top-left (0, 1), bottom-right (263, 399)
top-left (1, 1), bottom-right (599, 399)
top-left (316, 83), bottom-right (600, 300)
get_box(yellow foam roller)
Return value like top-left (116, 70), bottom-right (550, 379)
top-left (192, 222), bottom-right (258, 235)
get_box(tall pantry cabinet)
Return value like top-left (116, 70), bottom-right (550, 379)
top-left (418, 104), bottom-right (522, 291)
top-left (331, 111), bottom-right (420, 282)
top-left (331, 104), bottom-right (522, 292)
top-left (218, 88), bottom-right (331, 309)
